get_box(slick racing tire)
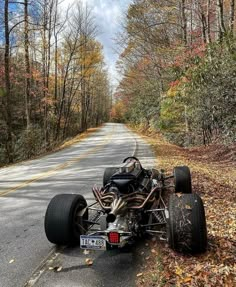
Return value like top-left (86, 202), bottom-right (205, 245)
top-left (103, 167), bottom-right (118, 186)
top-left (167, 193), bottom-right (207, 253)
top-left (45, 194), bottom-right (88, 245)
top-left (173, 166), bottom-right (192, 193)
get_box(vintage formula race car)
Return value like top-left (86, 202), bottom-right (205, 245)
top-left (44, 156), bottom-right (207, 254)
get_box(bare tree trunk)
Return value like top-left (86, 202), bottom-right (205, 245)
top-left (55, 49), bottom-right (74, 140)
top-left (197, 1), bottom-right (207, 44)
top-left (42, 0), bottom-right (49, 148)
top-left (201, 12), bottom-right (207, 43)
top-left (46, 0), bottom-right (54, 91)
top-left (181, 0), bottom-right (187, 45)
top-left (44, 0), bottom-right (55, 147)
top-left (54, 1), bottom-right (58, 115)
top-left (207, 0), bottom-right (212, 43)
top-left (81, 34), bottom-right (87, 131)
top-left (4, 0), bottom-right (13, 163)
top-left (24, 0), bottom-right (31, 129)
top-left (229, 0), bottom-right (235, 35)
top-left (217, 0), bottom-right (226, 40)
top-left (190, 0), bottom-right (193, 46)
top-left (53, 0), bottom-right (67, 132)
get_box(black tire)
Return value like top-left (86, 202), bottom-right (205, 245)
top-left (167, 193), bottom-right (207, 253)
top-left (45, 194), bottom-right (88, 245)
top-left (173, 166), bottom-right (192, 193)
top-left (103, 167), bottom-right (118, 186)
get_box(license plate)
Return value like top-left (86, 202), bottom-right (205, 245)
top-left (80, 235), bottom-right (106, 250)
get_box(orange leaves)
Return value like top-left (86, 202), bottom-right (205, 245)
top-left (135, 131), bottom-right (236, 287)
top-left (137, 57), bottom-right (151, 71)
top-left (166, 75), bottom-right (191, 98)
top-left (121, 43), bottom-right (135, 58)
top-left (141, 236), bottom-right (236, 287)
top-left (31, 69), bottom-right (42, 82)
top-left (110, 100), bottom-right (127, 122)
top-left (78, 39), bottom-right (103, 78)
top-left (41, 96), bottom-right (56, 107)
top-left (175, 264), bottom-right (192, 286)
top-left (169, 79), bottom-right (180, 88)
top-left (175, 265), bottom-right (184, 276)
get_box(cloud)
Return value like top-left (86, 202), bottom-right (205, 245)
top-left (84, 0), bottom-right (131, 86)
top-left (62, 0), bottom-right (131, 87)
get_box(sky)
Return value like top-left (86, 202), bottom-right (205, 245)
top-left (79, 0), bottom-right (132, 87)
top-left (2, 0), bottom-right (132, 88)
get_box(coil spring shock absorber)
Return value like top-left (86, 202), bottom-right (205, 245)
top-left (153, 210), bottom-right (165, 223)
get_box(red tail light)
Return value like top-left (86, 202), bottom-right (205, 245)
top-left (108, 232), bottom-right (120, 243)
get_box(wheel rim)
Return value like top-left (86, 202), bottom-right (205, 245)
top-left (72, 203), bottom-right (88, 240)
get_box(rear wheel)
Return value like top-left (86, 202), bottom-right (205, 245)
top-left (167, 193), bottom-right (207, 253)
top-left (44, 194), bottom-right (88, 245)
top-left (103, 167), bottom-right (118, 186)
top-left (173, 166), bottom-right (192, 193)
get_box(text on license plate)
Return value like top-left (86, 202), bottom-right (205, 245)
top-left (80, 235), bottom-right (106, 250)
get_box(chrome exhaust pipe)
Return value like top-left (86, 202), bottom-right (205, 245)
top-left (106, 197), bottom-right (127, 223)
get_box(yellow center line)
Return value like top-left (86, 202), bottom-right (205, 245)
top-left (0, 129), bottom-right (114, 197)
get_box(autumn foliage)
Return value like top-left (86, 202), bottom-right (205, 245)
top-left (116, 0), bottom-right (236, 146)
top-left (113, 2), bottom-right (236, 285)
top-left (0, 1), bottom-right (111, 165)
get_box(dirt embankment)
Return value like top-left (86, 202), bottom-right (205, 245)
top-left (136, 131), bottom-right (236, 287)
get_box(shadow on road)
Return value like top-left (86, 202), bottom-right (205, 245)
top-left (42, 240), bottom-right (146, 287)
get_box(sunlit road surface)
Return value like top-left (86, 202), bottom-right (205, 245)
top-left (0, 123), bottom-right (156, 287)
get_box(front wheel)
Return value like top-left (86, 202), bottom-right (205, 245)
top-left (173, 166), bottom-right (192, 193)
top-left (44, 194), bottom-right (88, 245)
top-left (103, 167), bottom-right (118, 186)
top-left (167, 193), bottom-right (207, 253)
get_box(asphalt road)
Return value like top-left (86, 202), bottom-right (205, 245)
top-left (0, 123), bottom-right (157, 287)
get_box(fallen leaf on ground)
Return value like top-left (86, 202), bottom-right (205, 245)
top-left (85, 258), bottom-right (93, 266)
top-left (183, 277), bottom-right (192, 283)
top-left (134, 131), bottom-right (236, 287)
top-left (175, 266), bottom-right (183, 276)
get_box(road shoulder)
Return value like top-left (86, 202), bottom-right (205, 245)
top-left (134, 130), bottom-right (236, 287)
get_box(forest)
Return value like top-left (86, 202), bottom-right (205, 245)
top-left (112, 4), bottom-right (236, 284)
top-left (0, 0), bottom-right (111, 165)
top-left (0, 1), bottom-right (235, 286)
top-left (113, 0), bottom-right (236, 147)
top-left (1, 0), bottom-right (236, 165)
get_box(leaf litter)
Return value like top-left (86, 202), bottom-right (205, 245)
top-left (136, 132), bottom-right (236, 287)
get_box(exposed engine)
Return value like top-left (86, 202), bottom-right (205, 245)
top-left (92, 157), bottom-right (160, 237)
